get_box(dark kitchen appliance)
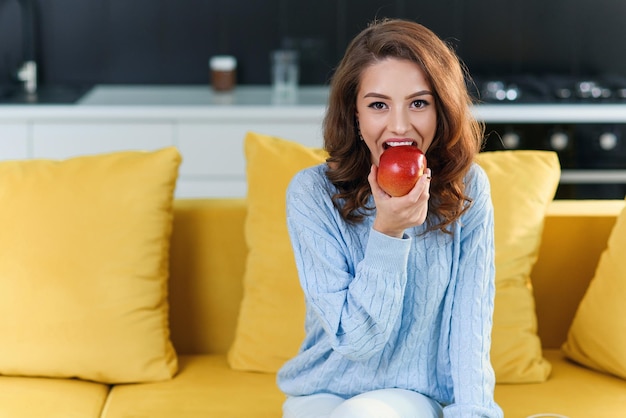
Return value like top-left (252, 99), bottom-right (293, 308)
top-left (472, 74), bottom-right (626, 199)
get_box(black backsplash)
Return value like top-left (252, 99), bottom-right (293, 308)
top-left (1, 0), bottom-right (626, 86)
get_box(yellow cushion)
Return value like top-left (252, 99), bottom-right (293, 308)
top-left (101, 355), bottom-right (284, 418)
top-left (562, 196), bottom-right (626, 379)
top-left (227, 132), bottom-right (326, 372)
top-left (229, 133), bottom-right (558, 384)
top-left (476, 151), bottom-right (559, 383)
top-left (0, 375), bottom-right (109, 418)
top-left (0, 147), bottom-right (181, 384)
top-left (495, 349), bottom-right (626, 418)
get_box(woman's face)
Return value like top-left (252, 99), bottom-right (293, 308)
top-left (355, 57), bottom-right (437, 166)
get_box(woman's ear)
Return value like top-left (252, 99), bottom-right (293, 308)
top-left (355, 118), bottom-right (364, 141)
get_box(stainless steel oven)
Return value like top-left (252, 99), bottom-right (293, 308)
top-left (472, 75), bottom-right (626, 199)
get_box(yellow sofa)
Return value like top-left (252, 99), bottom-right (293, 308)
top-left (1, 198), bottom-right (625, 418)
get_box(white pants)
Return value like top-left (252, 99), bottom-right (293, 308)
top-left (283, 388), bottom-right (443, 418)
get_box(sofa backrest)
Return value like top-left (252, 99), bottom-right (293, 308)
top-left (530, 200), bottom-right (624, 348)
top-left (169, 199), bottom-right (248, 355)
top-left (167, 198), bottom-right (624, 355)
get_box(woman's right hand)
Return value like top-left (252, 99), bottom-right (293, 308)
top-left (368, 164), bottom-right (432, 238)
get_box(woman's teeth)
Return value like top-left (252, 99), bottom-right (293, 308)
top-left (384, 141), bottom-right (415, 149)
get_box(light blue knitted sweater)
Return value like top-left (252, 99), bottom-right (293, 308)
top-left (276, 163), bottom-right (503, 418)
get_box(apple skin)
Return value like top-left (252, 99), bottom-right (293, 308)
top-left (377, 146), bottom-right (427, 197)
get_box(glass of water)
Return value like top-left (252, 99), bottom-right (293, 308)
top-left (271, 49), bottom-right (299, 96)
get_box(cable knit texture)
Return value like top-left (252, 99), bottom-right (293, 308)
top-left (277, 163), bottom-right (503, 418)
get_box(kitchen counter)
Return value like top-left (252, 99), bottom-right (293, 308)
top-left (2, 84), bottom-right (626, 123)
top-left (1, 84), bottom-right (625, 198)
top-left (0, 85), bottom-right (327, 122)
top-left (80, 85), bottom-right (329, 107)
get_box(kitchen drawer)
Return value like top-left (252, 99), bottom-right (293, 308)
top-left (176, 124), bottom-right (246, 177)
top-left (176, 122), bottom-right (323, 177)
top-left (31, 122), bottom-right (174, 159)
top-left (0, 123), bottom-right (29, 160)
top-left (175, 178), bottom-right (247, 198)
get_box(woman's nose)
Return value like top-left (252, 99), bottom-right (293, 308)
top-left (390, 108), bottom-right (410, 134)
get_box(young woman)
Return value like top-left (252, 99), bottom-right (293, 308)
top-left (277, 18), bottom-right (503, 418)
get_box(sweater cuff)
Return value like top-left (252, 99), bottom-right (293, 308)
top-left (363, 229), bottom-right (412, 272)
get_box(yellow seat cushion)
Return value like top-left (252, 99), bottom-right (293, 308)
top-left (0, 147), bottom-right (181, 384)
top-left (495, 349), bottom-right (626, 418)
top-left (228, 133), bottom-right (558, 384)
top-left (100, 355), bottom-right (285, 418)
top-left (562, 196), bottom-right (626, 379)
top-left (0, 375), bottom-right (109, 418)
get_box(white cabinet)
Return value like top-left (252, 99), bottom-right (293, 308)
top-left (31, 122), bottom-right (174, 159)
top-left (175, 121), bottom-right (323, 198)
top-left (0, 85), bottom-right (328, 198)
top-left (176, 124), bottom-right (248, 198)
top-left (177, 124), bottom-right (246, 178)
top-left (252, 122), bottom-right (324, 148)
top-left (176, 122), bottom-right (323, 177)
top-left (0, 123), bottom-right (29, 160)
top-left (0, 116), bottom-right (324, 198)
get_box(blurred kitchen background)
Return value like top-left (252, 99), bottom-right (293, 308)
top-left (2, 0), bottom-right (626, 86)
top-left (1, 0), bottom-right (626, 199)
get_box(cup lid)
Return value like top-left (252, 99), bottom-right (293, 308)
top-left (210, 55), bottom-right (237, 71)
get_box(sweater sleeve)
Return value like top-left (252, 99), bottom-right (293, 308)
top-left (443, 165), bottom-right (504, 418)
top-left (286, 168), bottom-right (411, 361)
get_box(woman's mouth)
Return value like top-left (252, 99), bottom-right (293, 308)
top-left (383, 140), bottom-right (417, 150)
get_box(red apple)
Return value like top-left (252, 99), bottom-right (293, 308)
top-left (377, 146), bottom-right (427, 197)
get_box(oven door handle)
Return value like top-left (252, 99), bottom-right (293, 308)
top-left (560, 169), bottom-right (626, 184)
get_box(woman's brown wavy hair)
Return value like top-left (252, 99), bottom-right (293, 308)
top-left (324, 18), bottom-right (484, 233)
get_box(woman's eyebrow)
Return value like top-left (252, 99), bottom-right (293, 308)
top-left (362, 90), bottom-right (433, 99)
top-left (406, 90), bottom-right (434, 99)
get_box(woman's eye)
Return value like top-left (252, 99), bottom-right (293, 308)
top-left (412, 99), bottom-right (429, 108)
top-left (368, 102), bottom-right (387, 110)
